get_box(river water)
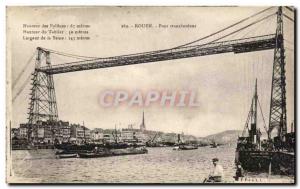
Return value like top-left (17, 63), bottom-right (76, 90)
top-left (9, 146), bottom-right (293, 183)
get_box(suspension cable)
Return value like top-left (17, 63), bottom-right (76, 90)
top-left (206, 13), bottom-right (276, 44)
top-left (173, 7), bottom-right (275, 48)
top-left (285, 6), bottom-right (294, 13)
top-left (283, 13), bottom-right (294, 22)
top-left (233, 13), bottom-right (273, 40)
top-left (40, 7), bottom-right (275, 61)
top-left (41, 48), bottom-right (98, 60)
top-left (12, 56), bottom-right (45, 103)
top-left (12, 51), bottom-right (36, 89)
top-left (12, 73), bottom-right (32, 103)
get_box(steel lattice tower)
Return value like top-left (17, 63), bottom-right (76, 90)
top-left (268, 7), bottom-right (287, 139)
top-left (28, 47), bottom-right (58, 128)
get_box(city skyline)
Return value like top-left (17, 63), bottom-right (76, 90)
top-left (13, 111), bottom-right (233, 138)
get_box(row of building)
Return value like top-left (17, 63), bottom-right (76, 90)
top-left (12, 120), bottom-right (90, 144)
top-left (11, 112), bottom-right (199, 145)
top-left (12, 112), bottom-right (195, 144)
top-left (11, 123), bottom-right (177, 145)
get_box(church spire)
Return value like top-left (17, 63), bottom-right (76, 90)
top-left (140, 111), bottom-right (146, 131)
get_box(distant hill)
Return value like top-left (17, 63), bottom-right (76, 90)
top-left (204, 130), bottom-right (243, 145)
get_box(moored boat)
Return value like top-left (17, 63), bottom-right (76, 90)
top-left (78, 151), bottom-right (111, 158)
top-left (235, 80), bottom-right (271, 173)
top-left (173, 134), bottom-right (198, 151)
top-left (78, 147), bottom-right (148, 158)
top-left (235, 79), bottom-right (295, 175)
top-left (173, 146), bottom-right (179, 150)
top-left (179, 144), bottom-right (198, 150)
top-left (57, 153), bottom-right (78, 159)
top-left (210, 141), bottom-right (218, 148)
top-left (173, 144), bottom-right (198, 150)
top-left (111, 147), bottom-right (148, 156)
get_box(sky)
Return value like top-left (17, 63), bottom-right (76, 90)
top-left (7, 6), bottom-right (294, 137)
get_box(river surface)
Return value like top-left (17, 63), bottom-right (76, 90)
top-left (9, 146), bottom-right (293, 183)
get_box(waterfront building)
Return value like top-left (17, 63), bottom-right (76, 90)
top-left (19, 124), bottom-right (28, 139)
top-left (37, 125), bottom-right (45, 143)
top-left (70, 124), bottom-right (91, 143)
top-left (121, 128), bottom-right (136, 142)
top-left (102, 129), bottom-right (121, 143)
top-left (14, 117), bottom-right (198, 146)
top-left (38, 121), bottom-right (58, 144)
top-left (33, 121), bottom-right (53, 144)
top-left (121, 128), bottom-right (147, 143)
top-left (57, 121), bottom-right (71, 143)
top-left (103, 133), bottom-right (114, 143)
top-left (91, 128), bottom-right (104, 143)
top-left (84, 128), bottom-right (91, 141)
top-left (11, 128), bottom-right (20, 139)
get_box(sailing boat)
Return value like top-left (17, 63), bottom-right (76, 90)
top-left (235, 79), bottom-right (271, 172)
top-left (108, 125), bottom-right (129, 149)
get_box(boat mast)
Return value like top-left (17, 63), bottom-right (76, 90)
top-left (83, 121), bottom-right (86, 143)
top-left (254, 78), bottom-right (258, 136)
top-left (177, 134), bottom-right (181, 144)
top-left (115, 125), bottom-right (118, 143)
top-left (249, 79), bottom-right (257, 144)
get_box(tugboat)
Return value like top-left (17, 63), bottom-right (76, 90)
top-left (173, 134), bottom-right (198, 150)
top-left (210, 140), bottom-right (218, 148)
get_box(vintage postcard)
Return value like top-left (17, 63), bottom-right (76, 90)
top-left (6, 6), bottom-right (295, 184)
